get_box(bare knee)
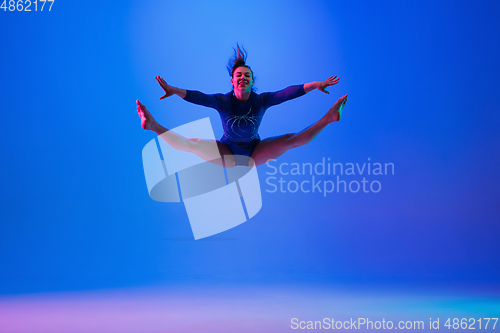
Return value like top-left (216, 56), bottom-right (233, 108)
top-left (284, 133), bottom-right (301, 149)
top-left (176, 137), bottom-right (212, 154)
top-left (177, 137), bottom-right (199, 152)
top-left (187, 137), bottom-right (212, 150)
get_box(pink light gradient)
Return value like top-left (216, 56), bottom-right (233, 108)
top-left (0, 285), bottom-right (498, 332)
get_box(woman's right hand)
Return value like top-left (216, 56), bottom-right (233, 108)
top-left (156, 76), bottom-right (174, 99)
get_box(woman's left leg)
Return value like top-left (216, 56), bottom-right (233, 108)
top-left (250, 95), bottom-right (347, 166)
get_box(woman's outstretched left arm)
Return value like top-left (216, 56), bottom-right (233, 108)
top-left (303, 76), bottom-right (340, 94)
top-left (265, 76), bottom-right (340, 108)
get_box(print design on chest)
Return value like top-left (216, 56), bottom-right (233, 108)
top-left (225, 107), bottom-right (259, 137)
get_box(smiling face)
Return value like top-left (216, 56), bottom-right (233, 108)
top-left (231, 66), bottom-right (254, 91)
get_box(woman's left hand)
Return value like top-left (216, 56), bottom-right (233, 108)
top-left (317, 76), bottom-right (340, 94)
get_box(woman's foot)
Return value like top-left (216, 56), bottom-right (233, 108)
top-left (136, 100), bottom-right (157, 131)
top-left (326, 94), bottom-right (348, 123)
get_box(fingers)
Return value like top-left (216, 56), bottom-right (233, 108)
top-left (155, 76), bottom-right (163, 89)
top-left (155, 76), bottom-right (168, 88)
top-left (155, 77), bottom-right (171, 99)
top-left (326, 77), bottom-right (340, 86)
top-left (155, 76), bottom-right (173, 100)
top-left (326, 76), bottom-right (339, 83)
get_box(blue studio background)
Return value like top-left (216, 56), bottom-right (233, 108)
top-left (1, 0), bottom-right (499, 294)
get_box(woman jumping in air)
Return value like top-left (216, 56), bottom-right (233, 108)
top-left (137, 45), bottom-right (348, 168)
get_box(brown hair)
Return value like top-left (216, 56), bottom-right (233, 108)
top-left (226, 43), bottom-right (254, 79)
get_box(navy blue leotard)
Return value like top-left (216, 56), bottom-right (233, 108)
top-left (183, 85), bottom-right (306, 157)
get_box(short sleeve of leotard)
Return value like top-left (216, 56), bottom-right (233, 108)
top-left (183, 90), bottom-right (225, 111)
top-left (263, 85), bottom-right (306, 108)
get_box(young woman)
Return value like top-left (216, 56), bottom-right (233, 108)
top-left (137, 45), bottom-right (348, 168)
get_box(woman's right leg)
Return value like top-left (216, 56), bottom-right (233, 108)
top-left (137, 100), bottom-right (236, 168)
top-left (250, 95), bottom-right (348, 167)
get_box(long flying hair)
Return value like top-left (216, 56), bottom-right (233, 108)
top-left (226, 44), bottom-right (255, 80)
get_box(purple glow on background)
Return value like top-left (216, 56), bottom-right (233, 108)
top-left (1, 285), bottom-right (499, 332)
top-left (1, 1), bottom-right (500, 332)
